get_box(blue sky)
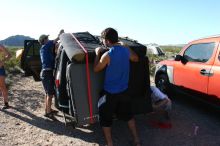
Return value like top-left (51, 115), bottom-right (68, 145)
top-left (0, 0), bottom-right (220, 45)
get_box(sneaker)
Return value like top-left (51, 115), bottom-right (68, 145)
top-left (44, 112), bottom-right (58, 121)
top-left (2, 103), bottom-right (10, 110)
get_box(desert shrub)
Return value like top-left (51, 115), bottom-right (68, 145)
top-left (160, 45), bottom-right (182, 54)
top-left (148, 54), bottom-right (169, 76)
top-left (4, 47), bottom-right (21, 74)
top-left (148, 45), bottom-right (182, 76)
top-left (3, 47), bottom-right (22, 87)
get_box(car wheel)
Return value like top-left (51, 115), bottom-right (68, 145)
top-left (155, 74), bottom-right (170, 94)
top-left (32, 72), bottom-right (41, 81)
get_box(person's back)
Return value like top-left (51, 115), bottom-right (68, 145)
top-left (104, 45), bottom-right (130, 94)
top-left (150, 86), bottom-right (171, 111)
top-left (40, 40), bottom-right (55, 70)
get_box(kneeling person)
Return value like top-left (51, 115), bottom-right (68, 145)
top-left (150, 86), bottom-right (172, 128)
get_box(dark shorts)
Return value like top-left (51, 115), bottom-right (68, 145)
top-left (98, 89), bottom-right (133, 127)
top-left (0, 67), bottom-right (6, 76)
top-left (40, 70), bottom-right (55, 96)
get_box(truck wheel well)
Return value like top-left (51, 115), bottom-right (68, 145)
top-left (155, 73), bottom-right (170, 94)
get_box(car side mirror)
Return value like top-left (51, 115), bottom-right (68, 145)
top-left (175, 54), bottom-right (188, 64)
top-left (174, 54), bottom-right (182, 61)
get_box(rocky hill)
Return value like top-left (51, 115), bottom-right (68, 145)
top-left (0, 35), bottom-right (34, 47)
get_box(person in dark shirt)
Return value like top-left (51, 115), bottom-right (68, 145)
top-left (39, 29), bottom-right (64, 120)
top-left (94, 28), bottom-right (141, 146)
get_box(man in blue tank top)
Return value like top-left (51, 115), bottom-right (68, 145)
top-left (94, 28), bottom-right (141, 146)
top-left (39, 29), bottom-right (64, 120)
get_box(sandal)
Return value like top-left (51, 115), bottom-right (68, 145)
top-left (2, 103), bottom-right (10, 110)
top-left (51, 109), bottom-right (59, 114)
top-left (44, 112), bottom-right (58, 121)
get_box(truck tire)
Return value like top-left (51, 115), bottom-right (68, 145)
top-left (155, 74), bottom-right (170, 94)
top-left (32, 72), bottom-right (41, 81)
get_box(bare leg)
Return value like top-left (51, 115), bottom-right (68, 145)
top-left (0, 76), bottom-right (8, 104)
top-left (46, 95), bottom-right (53, 113)
top-left (48, 95), bottom-right (52, 113)
top-left (128, 118), bottom-right (141, 146)
top-left (44, 94), bottom-right (57, 120)
top-left (102, 127), bottom-right (113, 146)
top-left (45, 94), bottom-right (47, 113)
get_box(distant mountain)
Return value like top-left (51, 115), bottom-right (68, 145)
top-left (0, 35), bottom-right (34, 46)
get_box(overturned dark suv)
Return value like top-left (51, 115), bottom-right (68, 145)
top-left (21, 32), bottom-right (152, 126)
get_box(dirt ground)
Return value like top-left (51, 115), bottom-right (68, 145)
top-left (0, 74), bottom-right (220, 146)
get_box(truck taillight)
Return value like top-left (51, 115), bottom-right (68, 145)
top-left (55, 79), bottom-right (60, 87)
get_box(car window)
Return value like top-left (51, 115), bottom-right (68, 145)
top-left (183, 42), bottom-right (215, 63)
top-left (27, 42), bottom-right (41, 56)
top-left (119, 37), bottom-right (142, 47)
top-left (74, 32), bottom-right (100, 44)
top-left (156, 47), bottom-right (164, 55)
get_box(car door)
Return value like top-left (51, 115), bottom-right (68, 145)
top-left (207, 41), bottom-right (220, 99)
top-left (173, 42), bottom-right (217, 95)
top-left (21, 40), bottom-right (41, 81)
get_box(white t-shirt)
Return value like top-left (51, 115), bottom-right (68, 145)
top-left (150, 86), bottom-right (168, 103)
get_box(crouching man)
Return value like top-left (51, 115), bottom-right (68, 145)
top-left (150, 86), bottom-right (172, 128)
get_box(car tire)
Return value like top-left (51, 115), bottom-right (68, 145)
top-left (32, 72), bottom-right (41, 81)
top-left (155, 74), bottom-right (170, 94)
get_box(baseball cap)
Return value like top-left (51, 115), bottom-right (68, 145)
top-left (38, 34), bottom-right (49, 44)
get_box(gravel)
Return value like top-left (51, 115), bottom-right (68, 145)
top-left (0, 74), bottom-right (220, 146)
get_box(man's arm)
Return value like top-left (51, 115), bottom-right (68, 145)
top-left (129, 47), bottom-right (139, 62)
top-left (53, 29), bottom-right (64, 44)
top-left (0, 45), bottom-right (12, 61)
top-left (94, 48), bottom-right (110, 72)
top-left (118, 41), bottom-right (139, 62)
top-left (152, 98), bottom-right (170, 109)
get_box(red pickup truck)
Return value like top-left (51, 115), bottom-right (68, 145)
top-left (155, 35), bottom-right (220, 108)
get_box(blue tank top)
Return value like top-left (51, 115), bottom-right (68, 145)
top-left (104, 45), bottom-right (130, 94)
